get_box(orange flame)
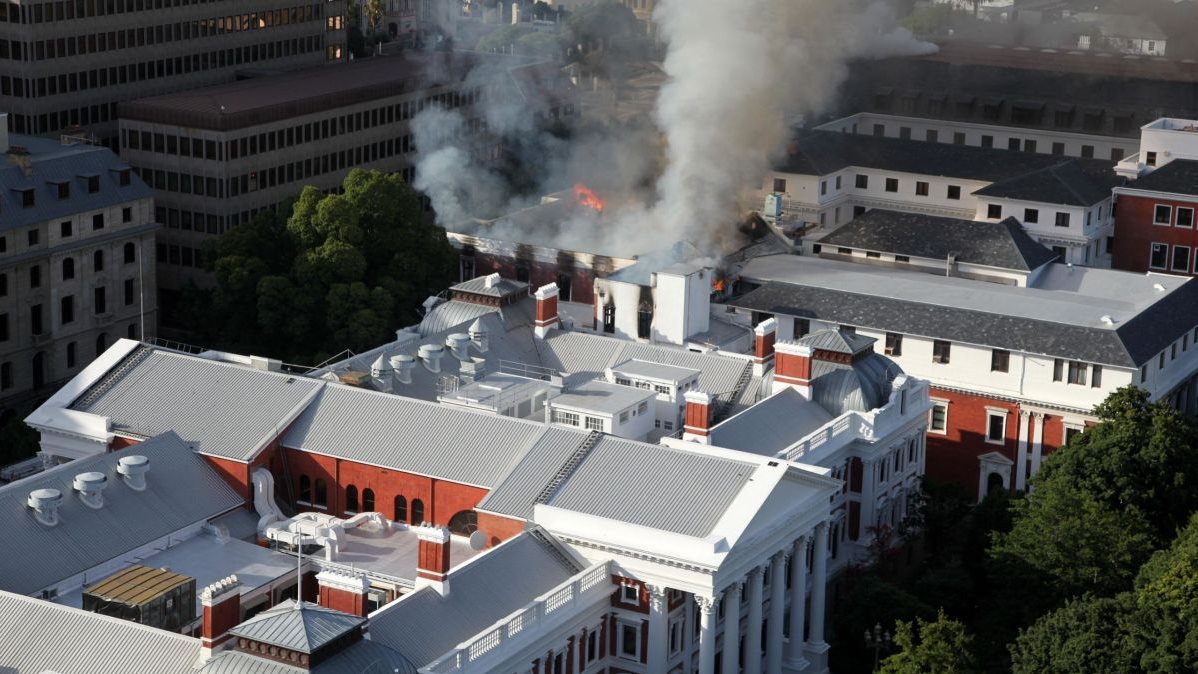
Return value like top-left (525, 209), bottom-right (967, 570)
top-left (573, 183), bottom-right (605, 212)
top-left (712, 279), bottom-right (726, 293)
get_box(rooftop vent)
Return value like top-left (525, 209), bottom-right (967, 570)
top-left (118, 454), bottom-right (150, 491)
top-left (370, 353), bottom-right (391, 379)
top-left (446, 333), bottom-right (472, 361)
top-left (391, 354), bottom-right (416, 385)
top-left (27, 488), bottom-right (63, 526)
top-left (1154, 283), bottom-right (1166, 292)
top-left (73, 471), bottom-right (107, 509)
top-left (1100, 315), bottom-right (1115, 326)
top-left (419, 344), bottom-right (445, 373)
top-left (483, 273), bottom-right (502, 289)
top-left (468, 320), bottom-right (489, 353)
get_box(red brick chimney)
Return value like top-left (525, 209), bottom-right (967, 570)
top-left (682, 390), bottom-right (712, 444)
top-left (753, 318), bottom-right (777, 376)
top-left (316, 569), bottom-right (370, 617)
top-left (199, 575), bottom-right (241, 660)
top-left (773, 342), bottom-right (814, 399)
top-left (534, 282), bottom-right (560, 338)
top-left (415, 525), bottom-right (452, 595)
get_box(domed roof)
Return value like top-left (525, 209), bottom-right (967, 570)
top-left (797, 329), bottom-right (902, 416)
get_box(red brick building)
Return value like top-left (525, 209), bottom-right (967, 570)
top-left (1113, 159), bottom-right (1198, 275)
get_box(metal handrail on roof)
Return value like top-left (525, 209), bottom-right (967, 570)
top-left (72, 345), bottom-right (151, 409)
top-left (496, 360), bottom-right (560, 382)
top-left (533, 431), bottom-right (601, 506)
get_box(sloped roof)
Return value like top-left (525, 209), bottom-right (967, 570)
top-left (476, 427), bottom-right (592, 521)
top-left (817, 210), bottom-right (1058, 271)
top-left (0, 590), bottom-right (201, 674)
top-left (369, 532), bottom-right (580, 668)
top-left (972, 159), bottom-right (1121, 206)
top-left (1124, 159), bottom-right (1198, 197)
top-left (71, 347), bottom-right (324, 461)
top-left (796, 328), bottom-right (877, 356)
top-left (0, 431), bottom-right (243, 595)
top-left (709, 388), bottom-right (833, 457)
top-left (450, 274), bottom-right (528, 298)
top-left (201, 638), bottom-right (418, 674)
top-left (228, 600), bottom-right (365, 654)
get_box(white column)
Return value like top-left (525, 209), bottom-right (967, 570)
top-left (785, 537), bottom-right (809, 670)
top-left (743, 567), bottom-right (764, 674)
top-left (805, 522), bottom-right (830, 674)
top-left (648, 585), bottom-right (669, 673)
top-left (683, 593), bottom-right (695, 662)
top-left (698, 596), bottom-right (718, 674)
top-left (859, 459), bottom-right (877, 543)
top-left (766, 551), bottom-right (788, 673)
top-left (1030, 412), bottom-right (1046, 478)
top-left (722, 582), bottom-right (742, 674)
top-left (1014, 410), bottom-right (1030, 491)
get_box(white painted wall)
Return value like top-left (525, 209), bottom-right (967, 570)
top-left (652, 267), bottom-right (710, 345)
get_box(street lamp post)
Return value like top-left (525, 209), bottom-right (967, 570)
top-left (865, 622), bottom-right (892, 672)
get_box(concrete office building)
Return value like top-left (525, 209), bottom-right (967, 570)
top-left (0, 0), bottom-right (348, 148)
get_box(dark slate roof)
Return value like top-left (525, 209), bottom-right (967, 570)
top-left (0, 135), bottom-right (153, 232)
top-left (733, 279), bottom-right (1198, 368)
top-left (818, 210), bottom-right (1057, 271)
top-left (1124, 159), bottom-right (1198, 197)
top-left (775, 130), bottom-right (1065, 182)
top-left (972, 159), bottom-right (1123, 206)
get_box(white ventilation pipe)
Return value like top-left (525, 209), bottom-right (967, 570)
top-left (419, 344), bottom-right (444, 373)
top-left (469, 320), bottom-right (489, 353)
top-left (252, 467), bottom-right (286, 534)
top-left (117, 455), bottom-right (149, 491)
top-left (391, 355), bottom-right (416, 385)
top-left (446, 333), bottom-right (472, 362)
top-left (73, 471), bottom-right (107, 509)
top-left (370, 353), bottom-right (392, 379)
top-left (27, 488), bottom-right (63, 526)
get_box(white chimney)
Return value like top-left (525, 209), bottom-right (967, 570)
top-left (73, 471), bottom-right (107, 509)
top-left (117, 455), bottom-right (150, 491)
top-left (419, 344), bottom-right (445, 373)
top-left (27, 488), bottom-right (63, 526)
top-left (446, 333), bottom-right (472, 361)
top-left (483, 272), bottom-right (502, 289)
top-left (391, 355), bottom-right (416, 385)
top-left (468, 319), bottom-right (489, 353)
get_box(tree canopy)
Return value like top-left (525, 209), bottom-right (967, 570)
top-left (879, 609), bottom-right (978, 674)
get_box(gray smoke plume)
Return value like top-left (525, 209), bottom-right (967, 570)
top-left (413, 0), bottom-right (936, 257)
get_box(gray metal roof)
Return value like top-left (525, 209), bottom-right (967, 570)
top-left (201, 639), bottom-right (418, 674)
top-left (809, 353), bottom-right (901, 416)
top-left (282, 384), bottom-right (551, 487)
top-left (544, 436), bottom-right (757, 537)
top-left (72, 348), bottom-right (325, 460)
top-left (417, 299), bottom-right (498, 338)
top-left (710, 388), bottom-right (833, 457)
top-left (0, 590), bottom-right (201, 674)
top-left (736, 255), bottom-right (1198, 367)
top-left (816, 211), bottom-right (1058, 272)
top-left (0, 431), bottom-right (244, 595)
top-left (610, 358), bottom-right (701, 382)
top-left (477, 427), bottom-right (596, 520)
top-left (0, 134), bottom-right (153, 232)
top-left (369, 532), bottom-right (579, 668)
top-left (450, 275), bottom-right (529, 298)
top-left (550, 379), bottom-right (656, 415)
top-left (797, 329), bottom-right (877, 355)
top-left (228, 600), bottom-right (365, 654)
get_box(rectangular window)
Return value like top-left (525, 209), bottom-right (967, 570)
top-left (94, 287), bottom-right (106, 314)
top-left (621, 585), bottom-right (639, 604)
top-left (855, 174), bottom-right (868, 189)
top-left (981, 134), bottom-right (994, 148)
top-left (1151, 242), bottom-right (1169, 269)
top-left (885, 178), bottom-right (898, 193)
top-left (60, 295), bottom-right (73, 324)
top-left (987, 204), bottom-right (1002, 219)
top-left (1055, 212), bottom-right (1070, 228)
top-left (885, 332), bottom-right (902, 356)
top-left (124, 278), bottom-right (134, 306)
top-left (1054, 358), bottom-right (1064, 381)
top-left (1092, 365), bottom-right (1102, 388)
top-left (947, 185), bottom-right (961, 200)
top-left (915, 181), bottom-right (929, 196)
top-left (1067, 361), bottom-right (1087, 385)
top-left (584, 416), bottom-right (604, 431)
top-left (927, 129), bottom-right (939, 143)
top-left (92, 213), bottom-right (104, 230)
top-left (932, 340), bottom-right (951, 364)
top-left (620, 624), bottom-right (638, 659)
top-left (1147, 151), bottom-right (1158, 167)
top-left (1174, 245), bottom-right (1191, 273)
top-left (991, 349), bottom-right (1010, 373)
top-left (60, 221), bottom-right (72, 237)
top-left (1155, 204), bottom-right (1173, 225)
top-left (930, 401), bottom-right (947, 433)
top-left (1052, 142), bottom-right (1065, 156)
top-left (1161, 352), bottom-right (1167, 369)
top-left (1178, 208), bottom-right (1195, 229)
top-left (550, 409), bottom-right (579, 426)
top-left (986, 412), bottom-right (1006, 443)
top-left (27, 229), bottom-right (38, 246)
top-left (1024, 208), bottom-right (1039, 223)
top-left (772, 177), bottom-right (786, 193)
top-left (795, 318), bottom-right (810, 338)
top-left (31, 304), bottom-right (42, 335)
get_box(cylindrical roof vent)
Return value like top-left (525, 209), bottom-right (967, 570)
top-left (73, 471), bottom-right (107, 509)
top-left (370, 353), bottom-right (392, 379)
top-left (118, 455), bottom-right (150, 491)
top-left (419, 344), bottom-right (444, 373)
top-left (27, 488), bottom-right (63, 526)
top-left (446, 333), bottom-right (471, 362)
top-left (391, 355), bottom-right (416, 385)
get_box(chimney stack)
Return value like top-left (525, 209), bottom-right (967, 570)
top-left (773, 342), bottom-right (814, 399)
top-left (117, 455), bottom-right (150, 491)
top-left (534, 283), bottom-right (560, 339)
top-left (7, 145), bottom-right (31, 176)
top-left (682, 391), bottom-right (713, 444)
top-left (752, 318), bottom-right (777, 376)
top-left (316, 569), bottom-right (370, 617)
top-left (199, 575), bottom-right (241, 661)
top-left (414, 525), bottom-right (452, 596)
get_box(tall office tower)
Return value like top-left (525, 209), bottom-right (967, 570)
top-left (0, 0), bottom-right (348, 148)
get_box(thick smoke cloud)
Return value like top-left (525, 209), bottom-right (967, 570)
top-left (413, 0), bottom-right (935, 258)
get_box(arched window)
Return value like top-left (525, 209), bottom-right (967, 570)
top-left (361, 488), bottom-right (375, 512)
top-left (394, 496), bottom-right (407, 522)
top-left (298, 475), bottom-right (311, 504)
top-left (314, 479), bottom-right (327, 508)
top-left (410, 498), bottom-right (424, 525)
top-left (448, 510), bottom-right (478, 536)
top-left (62, 257), bottom-right (74, 280)
top-left (345, 485), bottom-right (359, 513)
top-left (93, 250), bottom-right (104, 272)
top-left (986, 472), bottom-right (1005, 497)
top-left (123, 242), bottom-right (136, 264)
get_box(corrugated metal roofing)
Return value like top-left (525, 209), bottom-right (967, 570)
top-left (0, 134), bottom-right (153, 232)
top-left (610, 358), bottom-right (701, 382)
top-left (550, 379), bottom-right (655, 415)
top-left (797, 329), bottom-right (876, 355)
top-left (451, 275), bottom-right (529, 298)
top-left (201, 639), bottom-right (418, 674)
top-left (369, 532), bottom-right (579, 668)
top-left (228, 600), bottom-right (365, 654)
top-left (545, 436), bottom-right (757, 537)
top-left (282, 385), bottom-right (550, 487)
top-left (73, 348), bottom-right (324, 460)
top-left (710, 388), bottom-right (833, 457)
top-left (0, 432), bottom-right (244, 595)
top-left (476, 427), bottom-right (592, 520)
top-left (85, 564), bottom-right (192, 605)
top-left (417, 299), bottom-right (498, 338)
top-left (0, 590), bottom-right (200, 674)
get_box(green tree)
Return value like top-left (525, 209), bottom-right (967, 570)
top-left (363, 0), bottom-right (384, 33)
top-left (879, 609), bottom-right (978, 674)
top-left (830, 574), bottom-right (935, 674)
top-left (1009, 595), bottom-right (1141, 674)
top-left (1131, 514), bottom-right (1198, 673)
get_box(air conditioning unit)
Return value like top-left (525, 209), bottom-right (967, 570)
top-left (763, 193), bottom-right (784, 218)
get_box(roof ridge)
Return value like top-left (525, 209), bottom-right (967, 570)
top-left (0, 590), bottom-right (201, 646)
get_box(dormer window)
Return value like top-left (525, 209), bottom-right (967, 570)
top-left (86, 175), bottom-right (100, 193)
top-left (55, 182), bottom-right (69, 199)
top-left (117, 168), bottom-right (131, 186)
top-left (19, 188), bottom-right (34, 208)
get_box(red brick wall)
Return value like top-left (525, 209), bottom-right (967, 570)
top-left (110, 435), bottom-right (141, 451)
top-left (684, 400), bottom-right (710, 434)
top-left (319, 585), bottom-right (366, 617)
top-left (476, 511), bottom-right (527, 547)
top-left (925, 388), bottom-right (1020, 499)
top-left (775, 349), bottom-right (811, 385)
top-left (536, 294), bottom-right (559, 324)
top-left (609, 576), bottom-right (649, 615)
top-left (204, 455), bottom-right (253, 505)
top-left (202, 594), bottom-right (240, 647)
top-left (1113, 194), bottom-right (1198, 275)
top-left (418, 538), bottom-right (451, 576)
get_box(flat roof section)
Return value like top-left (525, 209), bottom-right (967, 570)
top-left (610, 358), bottom-right (701, 383)
top-left (549, 379), bottom-right (655, 416)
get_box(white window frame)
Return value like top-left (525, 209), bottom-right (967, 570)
top-left (617, 620), bottom-right (641, 661)
top-left (984, 409), bottom-right (1007, 445)
top-left (1155, 204), bottom-right (1173, 226)
top-left (1150, 242), bottom-right (1169, 270)
top-left (584, 416), bottom-right (605, 431)
top-left (668, 616), bottom-right (684, 656)
top-left (620, 584), bottom-right (640, 605)
top-left (929, 399), bottom-right (949, 434)
top-left (1062, 421), bottom-right (1085, 446)
top-left (1178, 207), bottom-right (1195, 229)
top-left (1173, 245), bottom-right (1192, 274)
